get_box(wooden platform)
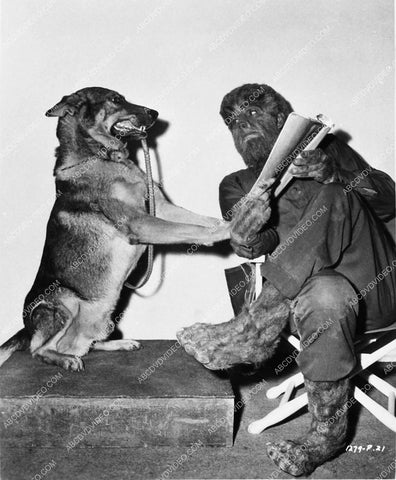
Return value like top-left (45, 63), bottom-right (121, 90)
top-left (0, 340), bottom-right (234, 449)
top-left (1, 349), bottom-right (395, 480)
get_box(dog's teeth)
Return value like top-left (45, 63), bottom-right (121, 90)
top-left (112, 120), bottom-right (147, 135)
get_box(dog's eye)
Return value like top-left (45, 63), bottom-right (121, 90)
top-left (111, 96), bottom-right (122, 104)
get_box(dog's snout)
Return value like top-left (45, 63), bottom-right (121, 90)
top-left (145, 108), bottom-right (158, 122)
top-left (123, 102), bottom-right (158, 130)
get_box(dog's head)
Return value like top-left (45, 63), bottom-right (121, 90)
top-left (46, 87), bottom-right (158, 156)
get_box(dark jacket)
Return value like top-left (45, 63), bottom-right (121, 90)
top-left (219, 134), bottom-right (395, 259)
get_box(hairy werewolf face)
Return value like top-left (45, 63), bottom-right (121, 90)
top-left (220, 84), bottom-right (293, 176)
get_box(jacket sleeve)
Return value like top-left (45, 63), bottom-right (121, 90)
top-left (322, 135), bottom-right (395, 222)
top-left (219, 173), bottom-right (279, 259)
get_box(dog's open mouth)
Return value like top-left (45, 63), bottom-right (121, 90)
top-left (111, 119), bottom-right (147, 138)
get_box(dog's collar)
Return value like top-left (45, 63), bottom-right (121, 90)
top-left (58, 146), bottom-right (131, 173)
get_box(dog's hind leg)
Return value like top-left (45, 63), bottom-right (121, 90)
top-left (92, 339), bottom-right (141, 351)
top-left (55, 301), bottom-right (114, 357)
top-left (30, 299), bottom-right (84, 371)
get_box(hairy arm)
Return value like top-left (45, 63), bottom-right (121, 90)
top-left (290, 134), bottom-right (395, 222)
top-left (219, 172), bottom-right (279, 259)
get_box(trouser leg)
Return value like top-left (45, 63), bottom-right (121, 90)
top-left (291, 270), bottom-right (358, 381)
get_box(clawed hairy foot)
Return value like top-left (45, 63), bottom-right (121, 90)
top-left (266, 379), bottom-right (350, 476)
top-left (177, 322), bottom-right (232, 370)
top-left (176, 282), bottom-right (290, 371)
top-left (266, 440), bottom-right (312, 477)
top-left (176, 317), bottom-right (268, 370)
top-left (266, 437), bottom-right (344, 477)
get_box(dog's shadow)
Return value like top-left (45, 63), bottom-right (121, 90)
top-left (110, 119), bottom-right (232, 338)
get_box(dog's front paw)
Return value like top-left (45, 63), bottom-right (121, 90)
top-left (91, 339), bottom-right (142, 352)
top-left (120, 339), bottom-right (141, 350)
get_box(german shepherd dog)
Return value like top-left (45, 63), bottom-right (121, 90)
top-left (0, 87), bottom-right (229, 371)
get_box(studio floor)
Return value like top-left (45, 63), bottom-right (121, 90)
top-left (2, 342), bottom-right (395, 480)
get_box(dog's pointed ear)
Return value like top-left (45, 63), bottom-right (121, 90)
top-left (45, 93), bottom-right (85, 117)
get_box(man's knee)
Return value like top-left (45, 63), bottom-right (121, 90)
top-left (292, 272), bottom-right (358, 381)
top-left (292, 272), bottom-right (358, 329)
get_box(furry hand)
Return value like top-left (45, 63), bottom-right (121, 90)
top-left (289, 149), bottom-right (336, 184)
top-left (230, 178), bottom-right (274, 247)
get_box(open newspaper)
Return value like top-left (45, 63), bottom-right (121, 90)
top-left (249, 112), bottom-right (334, 198)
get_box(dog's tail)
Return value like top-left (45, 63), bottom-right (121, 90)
top-left (0, 328), bottom-right (30, 367)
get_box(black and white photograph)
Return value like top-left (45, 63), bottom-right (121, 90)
top-left (0, 1), bottom-right (395, 479)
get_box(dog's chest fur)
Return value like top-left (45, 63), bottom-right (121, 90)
top-left (46, 160), bottom-right (149, 301)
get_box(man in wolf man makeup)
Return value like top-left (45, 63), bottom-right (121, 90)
top-left (178, 84), bottom-right (396, 476)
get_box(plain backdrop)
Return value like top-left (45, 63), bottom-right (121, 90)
top-left (0, 0), bottom-right (394, 344)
